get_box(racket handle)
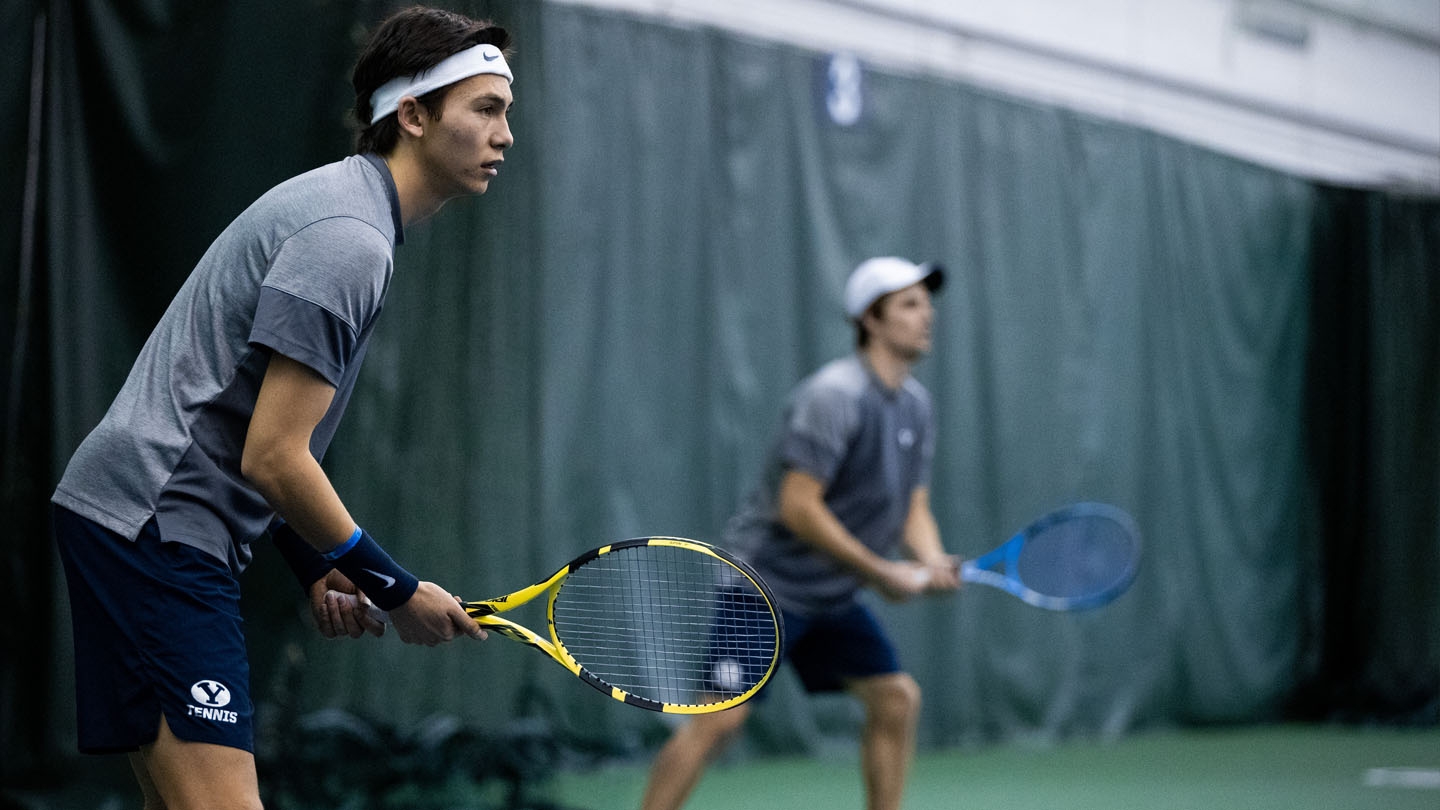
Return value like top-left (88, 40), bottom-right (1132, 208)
top-left (912, 556), bottom-right (962, 589)
top-left (324, 589), bottom-right (390, 624)
top-left (327, 589), bottom-right (482, 627)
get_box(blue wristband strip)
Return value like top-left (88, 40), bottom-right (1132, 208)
top-left (321, 526), bottom-right (364, 562)
top-left (326, 528), bottom-right (420, 611)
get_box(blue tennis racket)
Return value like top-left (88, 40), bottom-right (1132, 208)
top-left (961, 502), bottom-right (1140, 611)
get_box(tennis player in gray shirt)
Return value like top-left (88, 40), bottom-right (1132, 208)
top-left (642, 257), bottom-right (963, 810)
top-left (51, 7), bottom-right (512, 807)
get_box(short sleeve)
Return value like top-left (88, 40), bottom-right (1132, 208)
top-left (249, 217), bottom-right (392, 384)
top-left (778, 380), bottom-right (857, 484)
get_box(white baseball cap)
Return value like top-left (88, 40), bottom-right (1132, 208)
top-left (843, 257), bottom-right (945, 318)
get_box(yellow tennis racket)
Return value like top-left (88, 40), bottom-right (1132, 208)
top-left (338, 537), bottom-right (783, 713)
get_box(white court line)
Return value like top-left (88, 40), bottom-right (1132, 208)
top-left (1364, 767), bottom-right (1440, 789)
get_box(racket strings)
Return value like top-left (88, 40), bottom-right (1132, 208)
top-left (551, 545), bottom-right (776, 707)
top-left (1015, 517), bottom-right (1138, 598)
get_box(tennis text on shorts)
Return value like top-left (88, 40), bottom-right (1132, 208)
top-left (187, 679), bottom-right (239, 724)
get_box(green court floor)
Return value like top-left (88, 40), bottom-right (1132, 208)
top-left (4, 724), bottom-right (1436, 809)
top-left (548, 725), bottom-right (1440, 810)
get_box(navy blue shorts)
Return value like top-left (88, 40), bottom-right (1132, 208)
top-left (782, 601), bottom-right (901, 694)
top-left (703, 595), bottom-right (900, 699)
top-left (702, 592), bottom-right (899, 699)
top-left (53, 505), bottom-right (253, 754)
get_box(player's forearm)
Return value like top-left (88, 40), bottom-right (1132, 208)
top-left (786, 503), bottom-right (885, 577)
top-left (247, 445), bottom-right (424, 611)
top-left (898, 488), bottom-right (946, 563)
top-left (242, 443), bottom-right (356, 552)
top-left (901, 509), bottom-right (945, 563)
top-left (244, 352), bottom-right (362, 552)
top-left (777, 473), bottom-right (889, 582)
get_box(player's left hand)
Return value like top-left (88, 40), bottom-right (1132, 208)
top-left (920, 554), bottom-right (962, 592)
top-left (310, 570), bottom-right (387, 639)
top-left (875, 559), bottom-right (932, 602)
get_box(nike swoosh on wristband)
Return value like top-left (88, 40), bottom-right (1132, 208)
top-left (363, 569), bottom-right (398, 589)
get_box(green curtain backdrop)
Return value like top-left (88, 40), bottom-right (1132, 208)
top-left (3, 0), bottom-right (1436, 782)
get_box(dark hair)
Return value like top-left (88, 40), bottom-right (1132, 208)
top-left (351, 6), bottom-right (512, 155)
top-left (854, 297), bottom-right (886, 348)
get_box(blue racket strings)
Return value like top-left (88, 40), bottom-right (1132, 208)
top-left (1014, 506), bottom-right (1140, 606)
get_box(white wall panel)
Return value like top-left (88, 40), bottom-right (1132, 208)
top-left (551, 0), bottom-right (1440, 191)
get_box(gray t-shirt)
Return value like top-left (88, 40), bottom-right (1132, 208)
top-left (726, 354), bottom-right (936, 616)
top-left (53, 154), bottom-right (403, 573)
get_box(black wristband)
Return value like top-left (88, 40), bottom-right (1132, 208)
top-left (269, 521), bottom-right (333, 592)
top-left (326, 528), bottom-right (420, 611)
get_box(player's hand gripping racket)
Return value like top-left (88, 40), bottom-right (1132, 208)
top-left (961, 502), bottom-right (1141, 611)
top-left (332, 537), bottom-right (784, 713)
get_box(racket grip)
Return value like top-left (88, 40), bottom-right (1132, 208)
top-left (325, 589), bottom-right (390, 624)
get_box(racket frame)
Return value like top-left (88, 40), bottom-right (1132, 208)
top-left (366, 537), bottom-right (783, 714)
top-left (961, 502), bottom-right (1140, 611)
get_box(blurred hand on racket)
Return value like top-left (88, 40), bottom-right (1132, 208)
top-left (877, 556), bottom-right (961, 600)
top-left (918, 554), bottom-right (962, 592)
top-left (873, 559), bottom-right (938, 602)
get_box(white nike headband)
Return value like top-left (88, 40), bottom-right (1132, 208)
top-left (368, 42), bottom-right (513, 125)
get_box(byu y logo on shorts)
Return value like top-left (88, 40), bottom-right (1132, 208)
top-left (188, 679), bottom-right (239, 723)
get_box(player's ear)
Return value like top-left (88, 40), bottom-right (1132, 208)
top-left (860, 300), bottom-right (885, 335)
top-left (395, 96), bottom-right (426, 137)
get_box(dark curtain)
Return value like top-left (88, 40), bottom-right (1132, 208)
top-left (1299, 186), bottom-right (1440, 722)
top-left (1, 0), bottom-right (50, 783)
top-left (2, 0), bottom-right (1436, 786)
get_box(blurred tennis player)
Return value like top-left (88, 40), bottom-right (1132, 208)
top-left (50, 6), bottom-right (514, 808)
top-left (641, 257), bottom-right (962, 810)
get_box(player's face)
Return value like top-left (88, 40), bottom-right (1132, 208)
top-left (868, 282), bottom-right (935, 360)
top-left (420, 73), bottom-right (514, 196)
